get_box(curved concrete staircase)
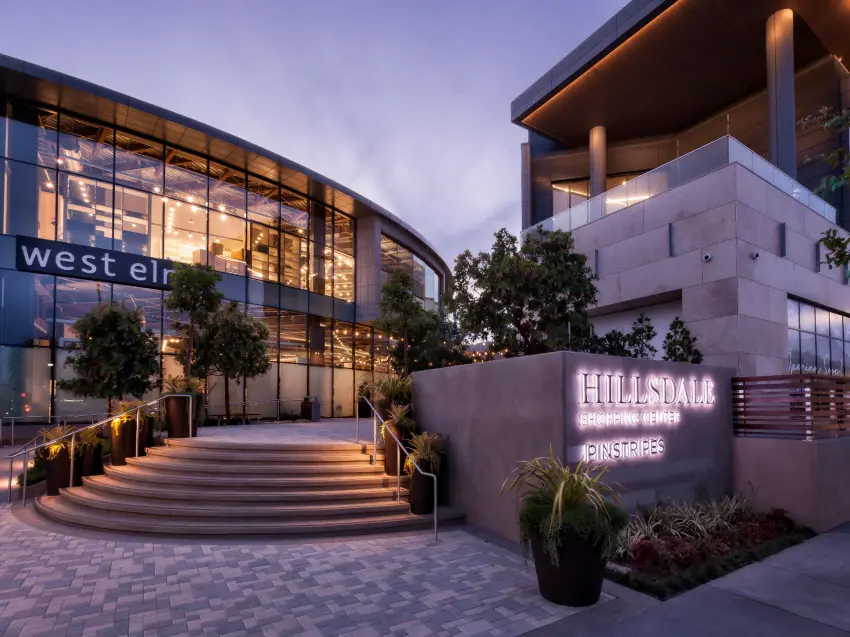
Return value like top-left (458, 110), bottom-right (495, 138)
top-left (35, 437), bottom-right (460, 536)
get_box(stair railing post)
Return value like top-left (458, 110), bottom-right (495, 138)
top-left (372, 412), bottom-right (377, 466)
top-left (433, 477), bottom-right (438, 543)
top-left (10, 418), bottom-right (14, 447)
top-left (188, 395), bottom-right (194, 439)
top-left (69, 433), bottom-right (75, 488)
top-left (355, 399), bottom-right (359, 443)
top-left (22, 448), bottom-right (28, 506)
top-left (135, 407), bottom-right (141, 458)
top-left (396, 442), bottom-right (401, 502)
top-left (7, 457), bottom-right (13, 503)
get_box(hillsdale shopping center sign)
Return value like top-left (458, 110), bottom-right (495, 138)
top-left (576, 372), bottom-right (716, 464)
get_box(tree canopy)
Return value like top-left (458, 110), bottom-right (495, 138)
top-left (662, 317), bottom-right (704, 364)
top-left (447, 228), bottom-right (596, 357)
top-left (58, 303), bottom-right (160, 411)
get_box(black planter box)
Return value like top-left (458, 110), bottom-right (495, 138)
top-left (43, 447), bottom-right (71, 496)
top-left (409, 461), bottom-right (437, 515)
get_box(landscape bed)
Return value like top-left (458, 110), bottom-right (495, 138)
top-left (607, 497), bottom-right (814, 600)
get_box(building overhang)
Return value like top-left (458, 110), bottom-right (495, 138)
top-left (0, 54), bottom-right (450, 281)
top-left (511, 0), bottom-right (850, 148)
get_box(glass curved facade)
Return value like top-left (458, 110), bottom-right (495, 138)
top-left (0, 97), bottom-right (435, 421)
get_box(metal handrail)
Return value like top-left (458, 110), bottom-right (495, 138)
top-left (0, 411), bottom-right (114, 447)
top-left (357, 396), bottom-right (438, 543)
top-left (8, 393), bottom-right (194, 506)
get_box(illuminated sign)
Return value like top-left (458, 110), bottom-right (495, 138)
top-left (575, 372), bottom-right (715, 464)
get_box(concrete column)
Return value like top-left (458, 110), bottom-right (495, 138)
top-left (766, 9), bottom-right (797, 177)
top-left (355, 215), bottom-right (383, 323)
top-left (520, 142), bottom-right (532, 229)
top-left (589, 126), bottom-right (607, 197)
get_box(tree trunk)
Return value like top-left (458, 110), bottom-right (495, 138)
top-left (224, 374), bottom-right (230, 424)
top-left (185, 319), bottom-right (194, 378)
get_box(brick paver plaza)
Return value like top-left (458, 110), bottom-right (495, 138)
top-left (0, 505), bottom-right (609, 636)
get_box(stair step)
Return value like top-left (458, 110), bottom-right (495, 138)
top-left (165, 438), bottom-right (380, 453)
top-left (83, 475), bottom-right (404, 503)
top-left (146, 446), bottom-right (380, 464)
top-left (60, 487), bottom-right (409, 518)
top-left (125, 455), bottom-right (385, 475)
top-left (35, 495), bottom-right (463, 536)
top-left (105, 464), bottom-right (407, 490)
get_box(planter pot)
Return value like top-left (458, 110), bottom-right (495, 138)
top-left (358, 400), bottom-right (372, 419)
top-left (409, 461), bottom-right (437, 515)
top-left (383, 423), bottom-right (402, 477)
top-left (42, 447), bottom-right (71, 496)
top-left (109, 421), bottom-right (128, 466)
top-left (73, 445), bottom-right (104, 486)
top-left (164, 395), bottom-right (201, 438)
top-left (121, 417), bottom-right (153, 459)
top-left (529, 530), bottom-right (606, 607)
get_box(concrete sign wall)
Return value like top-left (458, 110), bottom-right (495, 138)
top-left (412, 351), bottom-right (734, 542)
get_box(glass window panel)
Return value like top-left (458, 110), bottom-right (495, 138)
top-left (333, 250), bottom-right (354, 302)
top-left (334, 368), bottom-right (354, 417)
top-left (57, 173), bottom-right (113, 249)
top-left (164, 148), bottom-right (207, 205)
top-left (310, 241), bottom-right (332, 296)
top-left (0, 271), bottom-right (54, 347)
top-left (280, 311), bottom-right (307, 364)
top-left (115, 186), bottom-right (163, 259)
top-left (308, 315), bottom-right (332, 366)
top-left (54, 348), bottom-right (108, 419)
top-left (816, 335), bottom-right (831, 374)
top-left (373, 330), bottom-right (393, 373)
top-left (815, 307), bottom-right (830, 336)
top-left (163, 199), bottom-right (207, 265)
top-left (162, 304), bottom-right (186, 357)
top-left (248, 222), bottom-right (279, 282)
top-left (412, 256), bottom-right (426, 299)
top-left (280, 189), bottom-right (308, 234)
top-left (280, 363), bottom-right (306, 412)
top-left (787, 329), bottom-right (801, 374)
top-left (111, 284), bottom-right (162, 344)
top-left (308, 365), bottom-right (332, 417)
top-left (831, 339), bottom-right (844, 375)
top-left (800, 332), bottom-right (817, 374)
top-left (0, 346), bottom-right (51, 418)
top-left (247, 175), bottom-right (279, 225)
top-left (281, 232), bottom-right (307, 289)
top-left (114, 131), bottom-right (164, 193)
top-left (54, 278), bottom-right (109, 347)
top-left (799, 302), bottom-right (816, 333)
top-left (332, 321), bottom-right (354, 368)
top-left (380, 234), bottom-right (399, 272)
top-left (845, 342), bottom-right (850, 378)
top-left (830, 313), bottom-right (844, 339)
top-left (57, 115), bottom-right (114, 180)
top-left (209, 162), bottom-right (246, 217)
top-left (397, 243), bottom-right (414, 275)
top-left (208, 212), bottom-right (246, 276)
top-left (247, 304), bottom-right (279, 362)
top-left (333, 212), bottom-right (354, 256)
top-left (1, 160), bottom-right (57, 239)
top-left (354, 325), bottom-right (372, 371)
top-left (786, 299), bottom-right (799, 330)
top-left (2, 102), bottom-right (57, 166)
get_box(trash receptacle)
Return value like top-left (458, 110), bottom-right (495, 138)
top-left (301, 396), bottom-right (320, 422)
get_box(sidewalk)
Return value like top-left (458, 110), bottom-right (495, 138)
top-left (529, 523), bottom-right (850, 636)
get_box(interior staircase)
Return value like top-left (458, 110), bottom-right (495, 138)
top-left (34, 437), bottom-right (460, 536)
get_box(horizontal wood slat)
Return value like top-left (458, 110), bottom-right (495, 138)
top-left (733, 374), bottom-right (850, 439)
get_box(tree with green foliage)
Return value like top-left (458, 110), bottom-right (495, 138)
top-left (662, 317), bottom-right (703, 364)
top-left (58, 304), bottom-right (160, 412)
top-left (402, 310), bottom-right (467, 374)
top-left (163, 263), bottom-right (223, 378)
top-left (448, 228), bottom-right (597, 357)
top-left (196, 302), bottom-right (271, 422)
top-left (799, 107), bottom-right (850, 268)
top-left (599, 329), bottom-right (631, 357)
top-left (374, 270), bottom-right (429, 376)
top-left (627, 313), bottom-right (657, 359)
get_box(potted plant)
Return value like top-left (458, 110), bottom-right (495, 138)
top-left (383, 404), bottom-right (417, 477)
top-left (163, 375), bottom-right (204, 438)
top-left (38, 424), bottom-right (74, 496)
top-left (501, 447), bottom-right (627, 607)
top-left (117, 400), bottom-right (156, 458)
top-left (73, 427), bottom-right (105, 485)
top-left (404, 432), bottom-right (444, 515)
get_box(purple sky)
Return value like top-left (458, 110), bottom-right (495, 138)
top-left (0, 0), bottom-right (628, 265)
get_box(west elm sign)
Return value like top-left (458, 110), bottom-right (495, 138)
top-left (575, 371), bottom-right (716, 464)
top-left (15, 236), bottom-right (175, 290)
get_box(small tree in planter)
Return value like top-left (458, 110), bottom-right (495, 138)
top-left (197, 302), bottom-right (271, 423)
top-left (57, 304), bottom-right (160, 466)
top-left (383, 403), bottom-right (417, 478)
top-left (371, 376), bottom-right (414, 476)
top-left (73, 427), bottom-right (105, 486)
top-left (502, 448), bottom-right (627, 607)
top-left (162, 375), bottom-right (205, 438)
top-left (357, 377), bottom-right (373, 418)
top-left (38, 424), bottom-right (74, 495)
top-left (404, 432), bottom-right (444, 515)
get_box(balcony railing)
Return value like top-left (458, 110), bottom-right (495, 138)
top-left (529, 136), bottom-right (837, 235)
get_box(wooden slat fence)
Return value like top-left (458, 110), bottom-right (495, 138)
top-left (733, 374), bottom-right (850, 439)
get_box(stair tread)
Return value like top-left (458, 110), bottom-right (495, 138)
top-left (60, 486), bottom-right (409, 517)
top-left (35, 495), bottom-right (462, 535)
top-left (84, 475), bottom-right (404, 501)
top-left (166, 438), bottom-right (379, 452)
top-left (126, 456), bottom-right (385, 475)
top-left (146, 447), bottom-right (380, 463)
